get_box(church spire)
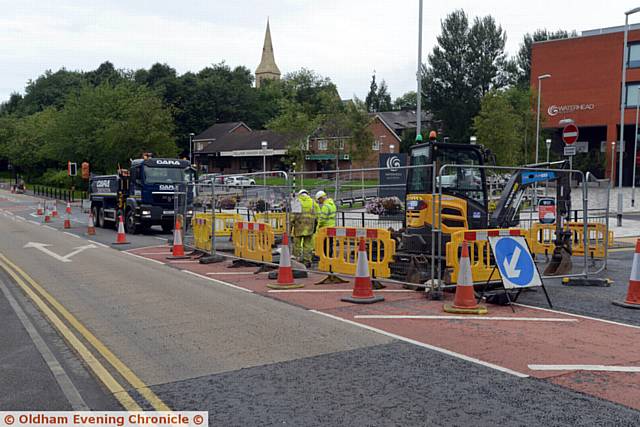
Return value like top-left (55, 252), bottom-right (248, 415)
top-left (255, 19), bottom-right (281, 88)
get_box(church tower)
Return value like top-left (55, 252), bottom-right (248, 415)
top-left (255, 19), bottom-right (281, 88)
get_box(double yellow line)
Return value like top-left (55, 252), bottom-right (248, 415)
top-left (0, 253), bottom-right (170, 411)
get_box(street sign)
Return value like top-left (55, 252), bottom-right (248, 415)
top-left (378, 153), bottom-right (407, 199)
top-left (538, 197), bottom-right (556, 224)
top-left (489, 236), bottom-right (542, 289)
top-left (562, 124), bottom-right (579, 145)
top-left (574, 140), bottom-right (589, 153)
top-left (564, 146), bottom-right (577, 156)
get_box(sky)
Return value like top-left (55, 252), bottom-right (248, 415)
top-left (2, 0), bottom-right (640, 103)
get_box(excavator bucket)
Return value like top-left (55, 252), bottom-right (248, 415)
top-left (543, 230), bottom-right (573, 276)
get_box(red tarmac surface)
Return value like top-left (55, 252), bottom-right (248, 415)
top-left (129, 245), bottom-right (640, 410)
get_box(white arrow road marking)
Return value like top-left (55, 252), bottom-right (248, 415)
top-left (24, 242), bottom-right (96, 263)
top-left (503, 246), bottom-right (521, 278)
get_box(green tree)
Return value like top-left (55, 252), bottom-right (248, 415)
top-left (423, 10), bottom-right (510, 143)
top-left (45, 82), bottom-right (176, 174)
top-left (16, 68), bottom-right (87, 116)
top-left (267, 99), bottom-right (319, 167)
top-left (393, 91), bottom-right (417, 111)
top-left (365, 73), bottom-right (379, 112)
top-left (516, 29), bottom-right (576, 87)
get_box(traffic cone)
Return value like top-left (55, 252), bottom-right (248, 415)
top-left (43, 203), bottom-right (51, 223)
top-left (63, 211), bottom-right (71, 229)
top-left (65, 202), bottom-right (72, 215)
top-left (36, 201), bottom-right (43, 216)
top-left (268, 232), bottom-right (304, 289)
top-left (51, 203), bottom-right (58, 218)
top-left (443, 241), bottom-right (488, 314)
top-left (87, 213), bottom-right (96, 236)
top-left (112, 215), bottom-right (129, 245)
top-left (341, 238), bottom-right (384, 304)
top-left (167, 218), bottom-right (190, 259)
top-left (613, 238), bottom-right (640, 309)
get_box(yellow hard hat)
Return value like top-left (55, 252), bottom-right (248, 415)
top-left (315, 190), bottom-right (327, 200)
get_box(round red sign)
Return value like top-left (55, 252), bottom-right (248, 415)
top-left (562, 124), bottom-right (579, 145)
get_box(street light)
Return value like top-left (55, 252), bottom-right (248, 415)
top-left (470, 136), bottom-right (477, 145)
top-left (618, 8), bottom-right (640, 225)
top-left (634, 86), bottom-right (640, 207)
top-left (389, 144), bottom-right (395, 152)
top-left (545, 138), bottom-right (552, 163)
top-left (416, 0), bottom-right (423, 138)
top-left (261, 140), bottom-right (268, 188)
top-left (536, 74), bottom-right (551, 164)
top-left (188, 132), bottom-right (195, 166)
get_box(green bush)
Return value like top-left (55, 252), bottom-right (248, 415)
top-left (37, 169), bottom-right (73, 188)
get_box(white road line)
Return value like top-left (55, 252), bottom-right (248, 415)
top-left (310, 310), bottom-right (529, 378)
top-left (28, 220), bottom-right (40, 226)
top-left (268, 289), bottom-right (415, 293)
top-left (206, 272), bottom-right (255, 275)
top-left (139, 252), bottom-right (172, 255)
top-left (0, 279), bottom-right (89, 410)
top-left (124, 245), bottom-right (167, 253)
top-left (89, 241), bottom-right (109, 248)
top-left (528, 364), bottom-right (640, 372)
top-left (167, 260), bottom-right (198, 264)
top-left (354, 315), bottom-right (577, 322)
top-left (43, 225), bottom-right (57, 231)
top-left (122, 251), bottom-right (166, 265)
top-left (63, 232), bottom-right (83, 239)
top-left (154, 237), bottom-right (169, 241)
top-left (514, 303), bottom-right (640, 331)
top-left (182, 270), bottom-right (254, 293)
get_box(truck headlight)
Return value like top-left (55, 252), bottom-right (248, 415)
top-left (187, 210), bottom-right (193, 216)
top-left (142, 210), bottom-right (151, 216)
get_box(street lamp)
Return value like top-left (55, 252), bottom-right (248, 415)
top-left (470, 136), bottom-right (477, 145)
top-left (188, 132), bottom-right (195, 166)
top-left (416, 0), bottom-right (423, 138)
top-left (536, 74), bottom-right (551, 164)
top-left (618, 8), bottom-right (640, 225)
top-left (545, 138), bottom-right (552, 163)
top-left (389, 144), bottom-right (395, 153)
top-left (634, 86), bottom-right (640, 207)
top-left (261, 140), bottom-right (268, 188)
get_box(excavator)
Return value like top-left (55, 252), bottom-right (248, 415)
top-left (390, 132), bottom-right (573, 285)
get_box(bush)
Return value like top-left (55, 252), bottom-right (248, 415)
top-left (218, 196), bottom-right (237, 210)
top-left (365, 197), bottom-right (403, 215)
top-left (36, 169), bottom-right (73, 188)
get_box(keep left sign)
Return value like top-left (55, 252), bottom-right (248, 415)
top-left (488, 235), bottom-right (542, 289)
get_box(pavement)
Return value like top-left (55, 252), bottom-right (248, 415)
top-left (1, 188), bottom-right (639, 425)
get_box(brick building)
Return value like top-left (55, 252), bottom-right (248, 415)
top-left (531, 24), bottom-right (640, 185)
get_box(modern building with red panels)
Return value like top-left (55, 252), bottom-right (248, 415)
top-left (531, 24), bottom-right (640, 185)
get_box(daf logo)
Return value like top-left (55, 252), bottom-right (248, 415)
top-left (386, 155), bottom-right (401, 171)
top-left (95, 180), bottom-right (111, 188)
top-left (159, 184), bottom-right (175, 191)
top-left (156, 160), bottom-right (180, 165)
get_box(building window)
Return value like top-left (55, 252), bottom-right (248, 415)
top-left (318, 139), bottom-right (328, 151)
top-left (372, 140), bottom-right (380, 151)
top-left (629, 44), bottom-right (640, 68)
top-left (338, 139), bottom-right (345, 150)
top-left (625, 82), bottom-right (640, 107)
top-left (196, 142), bottom-right (204, 151)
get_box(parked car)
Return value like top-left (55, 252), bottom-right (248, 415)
top-left (224, 176), bottom-right (256, 187)
top-left (198, 173), bottom-right (220, 183)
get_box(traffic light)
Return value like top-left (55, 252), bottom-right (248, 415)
top-left (81, 162), bottom-right (90, 180)
top-left (68, 161), bottom-right (77, 177)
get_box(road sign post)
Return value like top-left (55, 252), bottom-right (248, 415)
top-left (562, 123), bottom-right (579, 187)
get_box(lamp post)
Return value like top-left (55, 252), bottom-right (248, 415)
top-left (416, 0), bottom-right (423, 139)
top-left (536, 74), bottom-right (551, 164)
top-left (633, 87), bottom-right (640, 207)
top-left (618, 8), bottom-right (640, 225)
top-left (545, 138), bottom-right (552, 163)
top-left (188, 132), bottom-right (195, 166)
top-left (261, 141), bottom-right (267, 188)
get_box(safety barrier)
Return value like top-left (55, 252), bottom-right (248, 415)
top-left (254, 212), bottom-right (287, 235)
top-left (528, 222), bottom-right (612, 258)
top-left (445, 228), bottom-right (528, 284)
top-left (232, 221), bottom-right (274, 263)
top-left (314, 226), bottom-right (396, 278)
top-left (191, 212), bottom-right (244, 252)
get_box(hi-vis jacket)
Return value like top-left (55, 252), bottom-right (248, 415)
top-left (291, 194), bottom-right (319, 237)
top-left (317, 198), bottom-right (337, 229)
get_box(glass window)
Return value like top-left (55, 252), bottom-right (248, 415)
top-left (318, 140), bottom-right (328, 151)
top-left (629, 44), bottom-right (640, 68)
top-left (372, 140), bottom-right (380, 151)
top-left (143, 166), bottom-right (187, 184)
top-left (407, 146), bottom-right (431, 193)
top-left (626, 83), bottom-right (640, 107)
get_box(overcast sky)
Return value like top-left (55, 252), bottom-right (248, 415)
top-left (2, 1), bottom-right (640, 103)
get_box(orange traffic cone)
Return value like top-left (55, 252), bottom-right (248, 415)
top-left (51, 203), bottom-right (58, 218)
top-left (112, 215), bottom-right (129, 245)
top-left (87, 213), bottom-right (96, 236)
top-left (341, 238), bottom-right (384, 304)
top-left (613, 238), bottom-right (640, 309)
top-left (63, 211), bottom-right (71, 229)
top-left (444, 241), bottom-right (487, 314)
top-left (36, 201), bottom-right (43, 216)
top-left (65, 202), bottom-right (72, 215)
top-left (268, 232), bottom-right (304, 289)
top-left (167, 218), bottom-right (189, 259)
top-left (43, 204), bottom-right (51, 223)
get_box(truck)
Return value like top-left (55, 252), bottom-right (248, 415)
top-left (89, 157), bottom-right (195, 234)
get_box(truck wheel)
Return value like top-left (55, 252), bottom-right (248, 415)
top-left (92, 207), bottom-right (100, 227)
top-left (97, 208), bottom-right (106, 228)
top-left (125, 210), bottom-right (140, 234)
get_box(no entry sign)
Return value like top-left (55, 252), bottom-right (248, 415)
top-left (562, 124), bottom-right (579, 145)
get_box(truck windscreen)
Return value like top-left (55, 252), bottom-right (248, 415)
top-left (407, 146), bottom-right (431, 193)
top-left (143, 166), bottom-right (186, 184)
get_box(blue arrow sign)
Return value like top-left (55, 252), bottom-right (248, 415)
top-left (490, 236), bottom-right (541, 289)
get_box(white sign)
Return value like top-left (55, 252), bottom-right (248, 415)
top-left (219, 149), bottom-right (287, 157)
top-left (489, 236), bottom-right (542, 289)
top-left (547, 103), bottom-right (595, 116)
top-left (564, 146), bottom-right (577, 156)
top-left (24, 242), bottom-right (96, 263)
top-left (574, 141), bottom-right (589, 153)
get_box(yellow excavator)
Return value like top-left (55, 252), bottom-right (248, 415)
top-left (390, 132), bottom-right (572, 284)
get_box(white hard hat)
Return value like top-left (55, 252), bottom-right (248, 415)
top-left (315, 190), bottom-right (327, 200)
top-left (298, 189), bottom-right (308, 195)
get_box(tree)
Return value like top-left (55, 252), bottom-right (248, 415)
top-left (423, 10), bottom-right (510, 143)
top-left (267, 99), bottom-right (319, 167)
top-left (365, 73), bottom-right (393, 112)
top-left (16, 68), bottom-right (86, 116)
top-left (473, 87), bottom-right (535, 165)
top-left (516, 29), bottom-right (576, 87)
top-left (393, 91), bottom-right (417, 111)
top-left (365, 73), bottom-right (379, 112)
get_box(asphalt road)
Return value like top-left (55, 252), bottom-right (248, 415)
top-left (1, 189), bottom-right (639, 425)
